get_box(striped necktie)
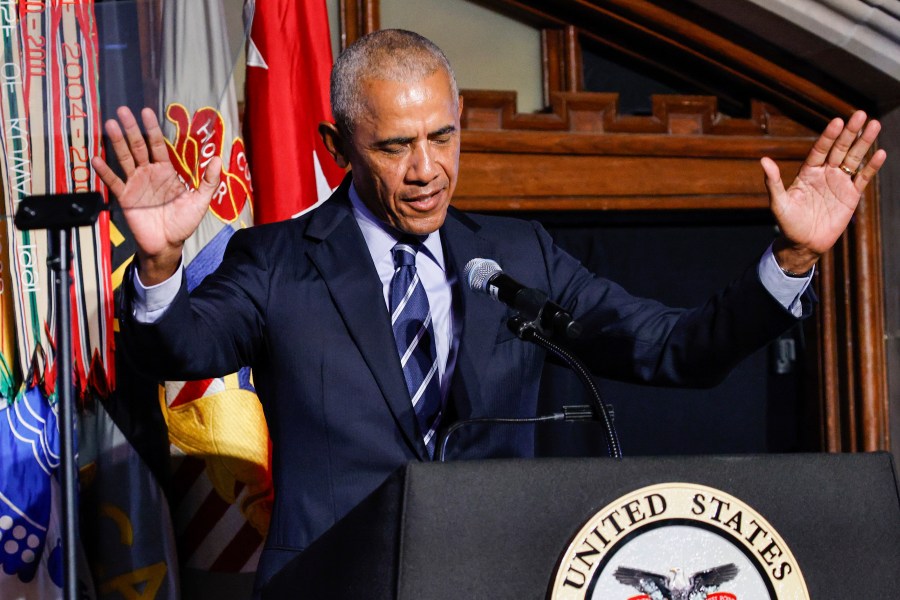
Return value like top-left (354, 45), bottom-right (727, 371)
top-left (390, 240), bottom-right (442, 458)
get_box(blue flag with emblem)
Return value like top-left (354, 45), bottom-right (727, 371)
top-left (0, 385), bottom-right (65, 595)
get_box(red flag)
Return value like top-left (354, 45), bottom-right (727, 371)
top-left (245, 0), bottom-right (345, 224)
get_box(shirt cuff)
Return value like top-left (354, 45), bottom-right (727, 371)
top-left (132, 261), bottom-right (184, 324)
top-left (758, 243), bottom-right (812, 318)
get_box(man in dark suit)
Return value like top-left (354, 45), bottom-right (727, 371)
top-left (92, 29), bottom-right (885, 590)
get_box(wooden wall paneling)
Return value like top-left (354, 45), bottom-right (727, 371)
top-left (809, 175), bottom-right (887, 452)
top-left (837, 226), bottom-right (856, 451)
top-left (563, 26), bottom-right (583, 93)
top-left (541, 25), bottom-right (583, 105)
top-left (541, 29), bottom-right (562, 103)
top-left (854, 185), bottom-right (889, 450)
top-left (135, 0), bottom-right (163, 106)
top-left (339, 0), bottom-right (379, 50)
top-left (813, 252), bottom-right (842, 451)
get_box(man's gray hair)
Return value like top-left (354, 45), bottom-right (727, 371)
top-left (331, 29), bottom-right (459, 135)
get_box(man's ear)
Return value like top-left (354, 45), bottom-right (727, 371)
top-left (458, 94), bottom-right (464, 120)
top-left (318, 122), bottom-right (349, 169)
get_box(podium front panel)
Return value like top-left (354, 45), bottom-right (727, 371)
top-left (263, 453), bottom-right (900, 599)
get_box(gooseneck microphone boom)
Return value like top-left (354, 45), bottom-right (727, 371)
top-left (464, 258), bottom-right (582, 339)
top-left (459, 257), bottom-right (621, 459)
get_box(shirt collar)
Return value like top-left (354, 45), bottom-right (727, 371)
top-left (349, 182), bottom-right (445, 271)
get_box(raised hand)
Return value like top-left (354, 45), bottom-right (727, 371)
top-left (762, 110), bottom-right (886, 274)
top-left (91, 106), bottom-right (221, 284)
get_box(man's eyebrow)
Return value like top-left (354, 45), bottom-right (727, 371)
top-left (374, 125), bottom-right (457, 148)
top-left (429, 125), bottom-right (457, 137)
top-left (374, 135), bottom-right (416, 148)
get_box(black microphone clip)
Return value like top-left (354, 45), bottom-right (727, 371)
top-left (507, 305), bottom-right (582, 341)
top-left (465, 258), bottom-right (582, 340)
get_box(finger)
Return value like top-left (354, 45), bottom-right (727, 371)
top-left (90, 155), bottom-right (125, 198)
top-left (141, 108), bottom-right (171, 164)
top-left (853, 148), bottom-right (887, 195)
top-left (197, 156), bottom-right (223, 198)
top-left (842, 119), bottom-right (881, 172)
top-left (825, 110), bottom-right (867, 168)
top-left (803, 117), bottom-right (844, 169)
top-left (759, 156), bottom-right (785, 201)
top-left (118, 105), bottom-right (151, 167)
top-left (104, 117), bottom-right (137, 177)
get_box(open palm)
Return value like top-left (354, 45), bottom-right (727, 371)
top-left (763, 110), bottom-right (886, 272)
top-left (91, 107), bottom-right (221, 282)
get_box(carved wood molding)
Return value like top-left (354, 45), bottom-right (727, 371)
top-left (455, 92), bottom-right (810, 212)
top-left (461, 90), bottom-right (814, 137)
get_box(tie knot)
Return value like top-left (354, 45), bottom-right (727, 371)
top-left (392, 239), bottom-right (420, 268)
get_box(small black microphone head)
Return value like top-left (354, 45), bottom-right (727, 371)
top-left (464, 258), bottom-right (501, 293)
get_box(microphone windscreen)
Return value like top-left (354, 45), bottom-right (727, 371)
top-left (464, 258), bottom-right (501, 293)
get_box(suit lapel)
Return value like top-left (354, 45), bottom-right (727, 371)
top-left (304, 190), bottom-right (428, 460)
top-left (441, 209), bottom-right (508, 419)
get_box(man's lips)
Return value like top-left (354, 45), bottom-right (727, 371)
top-left (403, 188), bottom-right (444, 210)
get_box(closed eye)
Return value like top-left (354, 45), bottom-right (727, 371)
top-left (429, 125), bottom-right (457, 143)
top-left (375, 136), bottom-right (414, 154)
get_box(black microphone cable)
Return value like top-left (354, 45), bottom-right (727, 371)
top-left (436, 405), bottom-right (598, 462)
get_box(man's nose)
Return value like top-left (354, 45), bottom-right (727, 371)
top-left (407, 142), bottom-right (438, 183)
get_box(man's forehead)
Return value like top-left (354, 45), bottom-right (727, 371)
top-left (359, 71), bottom-right (455, 100)
top-left (366, 78), bottom-right (432, 107)
top-left (354, 75), bottom-right (458, 134)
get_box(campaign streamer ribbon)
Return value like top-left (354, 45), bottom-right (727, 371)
top-left (0, 0), bottom-right (112, 400)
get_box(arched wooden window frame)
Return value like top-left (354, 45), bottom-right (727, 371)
top-left (340, 0), bottom-right (888, 453)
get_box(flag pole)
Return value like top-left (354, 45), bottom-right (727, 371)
top-left (14, 192), bottom-right (105, 600)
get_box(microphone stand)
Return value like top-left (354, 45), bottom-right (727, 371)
top-left (435, 312), bottom-right (623, 462)
top-left (14, 192), bottom-right (105, 600)
top-left (507, 314), bottom-right (623, 459)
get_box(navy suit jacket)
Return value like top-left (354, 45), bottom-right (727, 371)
top-left (121, 179), bottom-right (809, 587)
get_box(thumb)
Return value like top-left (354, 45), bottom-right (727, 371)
top-left (198, 156), bottom-right (223, 198)
top-left (760, 156), bottom-right (786, 201)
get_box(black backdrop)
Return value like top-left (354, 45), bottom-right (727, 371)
top-left (500, 210), bottom-right (816, 458)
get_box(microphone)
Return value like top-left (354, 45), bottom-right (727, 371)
top-left (464, 258), bottom-right (582, 339)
